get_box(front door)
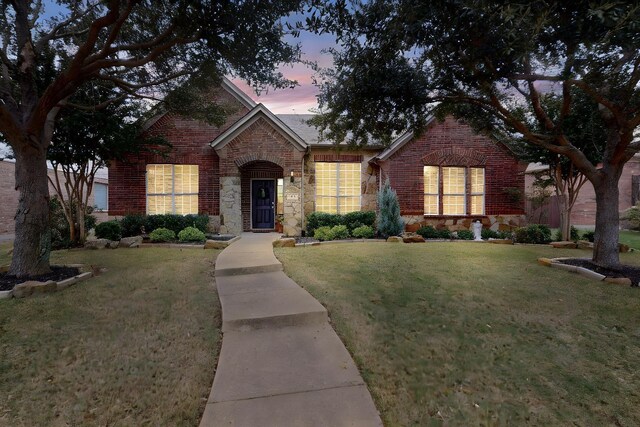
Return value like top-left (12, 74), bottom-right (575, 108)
top-left (252, 179), bottom-right (275, 229)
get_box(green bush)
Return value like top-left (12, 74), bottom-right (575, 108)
top-left (481, 228), bottom-right (499, 239)
top-left (437, 228), bottom-right (453, 239)
top-left (554, 226), bottom-right (580, 241)
top-left (120, 214), bottom-right (146, 237)
top-left (184, 214), bottom-right (210, 233)
top-left (352, 225), bottom-right (375, 239)
top-left (582, 230), bottom-right (595, 242)
top-left (513, 224), bottom-right (552, 244)
top-left (622, 203), bottom-right (640, 230)
top-left (416, 225), bottom-right (439, 239)
top-left (456, 230), bottom-right (474, 240)
top-left (178, 226), bottom-right (206, 242)
top-left (331, 224), bottom-right (350, 240)
top-left (95, 221), bottom-right (122, 241)
top-left (497, 230), bottom-right (514, 240)
top-left (314, 226), bottom-right (335, 241)
top-left (306, 212), bottom-right (343, 236)
top-left (149, 227), bottom-right (176, 242)
top-left (343, 211), bottom-right (376, 233)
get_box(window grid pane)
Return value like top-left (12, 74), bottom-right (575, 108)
top-left (424, 166), bottom-right (439, 215)
top-left (315, 162), bottom-right (361, 214)
top-left (471, 195), bottom-right (484, 215)
top-left (443, 195), bottom-right (465, 215)
top-left (146, 164), bottom-right (199, 215)
top-left (470, 168), bottom-right (485, 215)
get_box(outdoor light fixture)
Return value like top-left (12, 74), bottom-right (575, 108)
top-left (290, 169), bottom-right (295, 183)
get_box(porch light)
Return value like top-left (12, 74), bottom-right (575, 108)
top-left (290, 169), bottom-right (295, 183)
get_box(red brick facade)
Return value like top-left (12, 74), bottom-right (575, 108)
top-left (108, 87), bottom-right (250, 216)
top-left (380, 117), bottom-right (525, 217)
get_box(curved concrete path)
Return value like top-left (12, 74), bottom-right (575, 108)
top-left (200, 233), bottom-right (382, 427)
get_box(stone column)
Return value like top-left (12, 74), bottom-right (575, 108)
top-left (219, 176), bottom-right (242, 235)
top-left (283, 178), bottom-right (302, 236)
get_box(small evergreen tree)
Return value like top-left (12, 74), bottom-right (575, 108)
top-left (377, 179), bottom-right (404, 238)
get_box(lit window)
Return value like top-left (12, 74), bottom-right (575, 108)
top-left (423, 166), bottom-right (485, 215)
top-left (146, 164), bottom-right (198, 214)
top-left (277, 178), bottom-right (284, 214)
top-left (316, 162), bottom-right (361, 214)
top-left (470, 168), bottom-right (485, 215)
top-left (423, 166), bottom-right (439, 215)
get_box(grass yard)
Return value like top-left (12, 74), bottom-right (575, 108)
top-left (276, 242), bottom-right (640, 426)
top-left (0, 246), bottom-right (221, 426)
top-left (619, 230), bottom-right (640, 249)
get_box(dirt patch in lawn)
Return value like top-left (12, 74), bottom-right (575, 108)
top-left (0, 266), bottom-right (79, 291)
top-left (559, 258), bottom-right (640, 285)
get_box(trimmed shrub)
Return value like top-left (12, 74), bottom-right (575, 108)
top-left (149, 227), bottom-right (176, 242)
top-left (314, 226), bottom-right (334, 241)
top-left (416, 225), bottom-right (439, 239)
top-left (554, 226), bottom-right (580, 242)
top-left (178, 226), bottom-right (206, 242)
top-left (352, 225), bottom-right (375, 239)
top-left (184, 214), bottom-right (210, 233)
top-left (513, 224), bottom-right (552, 244)
top-left (481, 228), bottom-right (499, 239)
top-left (120, 214), bottom-right (146, 237)
top-left (622, 203), bottom-right (640, 230)
top-left (95, 221), bottom-right (122, 241)
top-left (306, 212), bottom-right (342, 236)
top-left (582, 230), bottom-right (595, 242)
top-left (377, 179), bottom-right (403, 238)
top-left (331, 224), bottom-right (350, 240)
top-left (497, 230), bottom-right (514, 240)
top-left (437, 228), bottom-right (453, 239)
top-left (343, 211), bottom-right (376, 233)
top-left (456, 230), bottom-right (474, 240)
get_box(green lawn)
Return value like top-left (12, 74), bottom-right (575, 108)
top-left (276, 242), bottom-right (640, 426)
top-left (0, 247), bottom-right (221, 427)
top-left (619, 230), bottom-right (640, 249)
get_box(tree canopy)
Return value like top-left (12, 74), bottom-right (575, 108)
top-left (1, 0), bottom-right (305, 276)
top-left (310, 0), bottom-right (640, 267)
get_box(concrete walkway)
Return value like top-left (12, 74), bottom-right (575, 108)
top-left (200, 233), bottom-right (382, 427)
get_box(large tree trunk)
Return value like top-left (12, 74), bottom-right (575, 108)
top-left (9, 141), bottom-right (52, 277)
top-left (592, 172), bottom-right (621, 268)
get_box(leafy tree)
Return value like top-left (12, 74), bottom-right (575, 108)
top-left (309, 1), bottom-right (640, 267)
top-left (48, 82), bottom-right (168, 245)
top-left (0, 1), bottom-right (303, 277)
top-left (512, 89), bottom-right (605, 241)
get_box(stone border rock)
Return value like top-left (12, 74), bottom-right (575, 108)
top-left (537, 257), bottom-right (633, 286)
top-left (0, 264), bottom-right (94, 299)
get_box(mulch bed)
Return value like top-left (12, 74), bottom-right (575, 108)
top-left (559, 258), bottom-right (640, 286)
top-left (295, 236), bottom-right (320, 244)
top-left (0, 266), bottom-right (80, 291)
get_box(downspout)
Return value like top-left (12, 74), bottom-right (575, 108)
top-left (300, 151), bottom-right (306, 235)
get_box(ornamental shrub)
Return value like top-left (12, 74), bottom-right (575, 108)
top-left (314, 226), bottom-right (334, 241)
top-left (178, 226), bottom-right (206, 242)
top-left (306, 212), bottom-right (342, 236)
top-left (120, 214), bottom-right (146, 237)
top-left (481, 228), bottom-right (499, 239)
top-left (331, 224), bottom-right (350, 240)
top-left (456, 230), bottom-right (474, 240)
top-left (149, 227), bottom-right (176, 242)
top-left (343, 211), bottom-right (376, 233)
top-left (95, 221), bottom-right (122, 241)
top-left (377, 179), bottom-right (403, 238)
top-left (622, 203), bottom-right (640, 230)
top-left (553, 226), bottom-right (580, 241)
top-left (416, 225), bottom-right (439, 239)
top-left (184, 214), bottom-right (210, 233)
top-left (582, 230), bottom-right (595, 242)
top-left (352, 225), bottom-right (375, 238)
top-left (437, 228), bottom-right (453, 239)
top-left (513, 224), bottom-right (552, 244)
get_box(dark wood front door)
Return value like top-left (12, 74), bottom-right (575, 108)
top-left (252, 180), bottom-right (275, 229)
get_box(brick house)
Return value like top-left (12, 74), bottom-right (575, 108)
top-left (108, 79), bottom-right (525, 235)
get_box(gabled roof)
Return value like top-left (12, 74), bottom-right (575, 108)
top-left (221, 77), bottom-right (257, 110)
top-left (209, 104), bottom-right (308, 151)
top-left (373, 116), bottom-right (436, 161)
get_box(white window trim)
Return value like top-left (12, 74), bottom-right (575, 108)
top-left (315, 162), bottom-right (361, 214)
top-left (146, 164), bottom-right (199, 214)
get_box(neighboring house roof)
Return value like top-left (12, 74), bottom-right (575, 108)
top-left (210, 104), bottom-right (308, 151)
top-left (525, 162), bottom-right (550, 174)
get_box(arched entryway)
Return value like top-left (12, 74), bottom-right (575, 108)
top-left (240, 161), bottom-right (284, 231)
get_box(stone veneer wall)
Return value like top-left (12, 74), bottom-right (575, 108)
top-left (303, 148), bottom-right (380, 231)
top-left (403, 214), bottom-right (526, 233)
